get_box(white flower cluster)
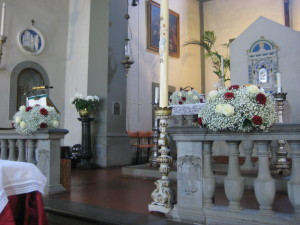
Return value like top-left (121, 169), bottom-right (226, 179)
top-left (198, 85), bottom-right (276, 132)
top-left (13, 105), bottom-right (60, 135)
top-left (70, 93), bottom-right (100, 112)
top-left (169, 89), bottom-right (203, 105)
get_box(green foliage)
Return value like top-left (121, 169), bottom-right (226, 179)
top-left (185, 30), bottom-right (230, 81)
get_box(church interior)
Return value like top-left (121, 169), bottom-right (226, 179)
top-left (0, 0), bottom-right (300, 224)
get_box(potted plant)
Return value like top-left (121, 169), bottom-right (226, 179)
top-left (70, 93), bottom-right (100, 117)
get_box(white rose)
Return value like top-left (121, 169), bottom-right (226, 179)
top-left (222, 104), bottom-right (235, 116)
top-left (15, 116), bottom-right (21, 124)
top-left (193, 95), bottom-right (198, 100)
top-left (188, 91), bottom-right (192, 96)
top-left (52, 120), bottom-right (59, 128)
top-left (94, 96), bottom-right (100, 101)
top-left (215, 104), bottom-right (223, 114)
top-left (20, 121), bottom-right (26, 129)
top-left (207, 90), bottom-right (219, 100)
top-left (247, 85), bottom-right (259, 94)
top-left (177, 92), bottom-right (183, 97)
top-left (19, 105), bottom-right (26, 111)
top-left (86, 96), bottom-right (93, 101)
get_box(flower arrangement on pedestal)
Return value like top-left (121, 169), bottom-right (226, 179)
top-left (169, 88), bottom-right (204, 105)
top-left (14, 105), bottom-right (60, 135)
top-left (198, 84), bottom-right (276, 132)
top-left (70, 93), bottom-right (100, 117)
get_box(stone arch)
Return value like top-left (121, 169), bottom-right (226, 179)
top-left (9, 61), bottom-right (49, 119)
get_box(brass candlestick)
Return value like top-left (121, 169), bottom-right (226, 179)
top-left (0, 35), bottom-right (7, 64)
top-left (149, 103), bottom-right (160, 167)
top-left (271, 92), bottom-right (290, 176)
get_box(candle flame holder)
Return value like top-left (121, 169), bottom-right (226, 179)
top-left (121, 55), bottom-right (134, 76)
top-left (270, 92), bottom-right (291, 176)
top-left (0, 35), bottom-right (6, 64)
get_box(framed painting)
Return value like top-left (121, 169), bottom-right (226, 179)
top-left (147, 0), bottom-right (180, 58)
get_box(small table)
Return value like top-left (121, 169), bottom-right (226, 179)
top-left (0, 160), bottom-right (47, 224)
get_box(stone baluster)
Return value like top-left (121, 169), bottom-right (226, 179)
top-left (185, 116), bottom-right (194, 126)
top-left (0, 139), bottom-right (8, 159)
top-left (241, 140), bottom-right (255, 170)
top-left (287, 140), bottom-right (300, 221)
top-left (17, 139), bottom-right (26, 162)
top-left (203, 141), bottom-right (215, 208)
top-left (177, 116), bottom-right (184, 126)
top-left (8, 139), bottom-right (17, 161)
top-left (224, 141), bottom-right (244, 211)
top-left (254, 140), bottom-right (275, 215)
top-left (27, 139), bottom-right (37, 164)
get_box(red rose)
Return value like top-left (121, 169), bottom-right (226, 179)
top-left (228, 85), bottom-right (240, 90)
top-left (197, 117), bottom-right (203, 126)
top-left (169, 99), bottom-right (172, 103)
top-left (200, 99), bottom-right (204, 103)
top-left (224, 92), bottom-right (234, 100)
top-left (252, 115), bottom-right (263, 125)
top-left (40, 108), bottom-right (48, 116)
top-left (179, 101), bottom-right (183, 105)
top-left (256, 93), bottom-right (267, 104)
top-left (40, 123), bottom-right (48, 129)
top-left (26, 106), bottom-right (33, 112)
top-left (182, 97), bottom-right (186, 101)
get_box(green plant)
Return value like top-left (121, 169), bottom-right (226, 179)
top-left (185, 30), bottom-right (230, 81)
top-left (70, 93), bottom-right (100, 112)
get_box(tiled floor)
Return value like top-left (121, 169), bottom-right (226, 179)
top-left (51, 167), bottom-right (294, 215)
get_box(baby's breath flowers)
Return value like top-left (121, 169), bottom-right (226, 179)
top-left (198, 84), bottom-right (276, 132)
top-left (14, 105), bottom-right (60, 135)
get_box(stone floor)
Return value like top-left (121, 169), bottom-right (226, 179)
top-left (45, 165), bottom-right (294, 224)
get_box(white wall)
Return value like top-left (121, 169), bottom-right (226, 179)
top-left (0, 0), bottom-right (69, 128)
top-left (203, 0), bottom-right (300, 93)
top-left (126, 0), bottom-right (201, 131)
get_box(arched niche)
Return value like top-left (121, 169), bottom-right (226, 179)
top-left (247, 36), bottom-right (279, 92)
top-left (9, 61), bottom-right (49, 119)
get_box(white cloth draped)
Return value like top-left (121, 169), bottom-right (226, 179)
top-left (0, 160), bottom-right (46, 213)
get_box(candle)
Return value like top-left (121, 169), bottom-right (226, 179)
top-left (221, 56), bottom-right (224, 78)
top-left (0, 3), bottom-right (5, 36)
top-left (277, 72), bottom-right (282, 93)
top-left (154, 87), bottom-right (159, 104)
top-left (125, 43), bottom-right (130, 56)
top-left (159, 0), bottom-right (169, 108)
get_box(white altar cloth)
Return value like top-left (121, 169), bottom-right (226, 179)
top-left (171, 103), bottom-right (205, 116)
top-left (0, 160), bottom-right (46, 213)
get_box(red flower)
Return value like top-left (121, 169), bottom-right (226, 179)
top-left (252, 115), bottom-right (263, 125)
top-left (256, 93), bottom-right (267, 104)
top-left (169, 99), bottom-right (172, 103)
top-left (26, 106), bottom-right (33, 112)
top-left (198, 117), bottom-right (203, 126)
top-left (228, 85), bottom-right (240, 90)
top-left (224, 92), bottom-right (234, 100)
top-left (40, 108), bottom-right (48, 116)
top-left (179, 101), bottom-right (183, 105)
top-left (200, 99), bottom-right (204, 103)
top-left (40, 123), bottom-right (48, 129)
top-left (182, 97), bottom-right (186, 101)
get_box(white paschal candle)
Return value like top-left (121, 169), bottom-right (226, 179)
top-left (0, 3), bottom-right (5, 36)
top-left (221, 56), bottom-right (224, 78)
top-left (277, 72), bottom-right (282, 93)
top-left (159, 0), bottom-right (169, 108)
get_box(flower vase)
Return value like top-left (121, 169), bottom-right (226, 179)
top-left (79, 108), bottom-right (91, 118)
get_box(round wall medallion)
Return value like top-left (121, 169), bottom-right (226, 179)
top-left (17, 27), bottom-right (45, 55)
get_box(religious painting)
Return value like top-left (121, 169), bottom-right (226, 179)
top-left (17, 27), bottom-right (45, 55)
top-left (147, 0), bottom-right (180, 58)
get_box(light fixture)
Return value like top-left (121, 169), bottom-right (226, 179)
top-left (0, 3), bottom-right (6, 64)
top-left (121, 14), bottom-right (134, 76)
top-left (131, 0), bottom-right (139, 7)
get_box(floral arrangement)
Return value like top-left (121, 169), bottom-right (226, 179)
top-left (198, 84), bottom-right (276, 132)
top-left (169, 89), bottom-right (204, 105)
top-left (70, 93), bottom-right (100, 112)
top-left (13, 105), bottom-right (60, 135)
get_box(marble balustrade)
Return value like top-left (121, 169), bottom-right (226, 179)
top-left (167, 123), bottom-right (300, 225)
top-left (0, 129), bottom-right (68, 196)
